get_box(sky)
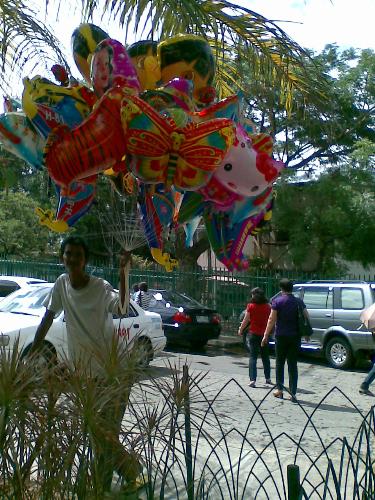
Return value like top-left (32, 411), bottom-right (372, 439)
top-left (6, 0), bottom-right (375, 94)
top-left (37, 0), bottom-right (375, 73)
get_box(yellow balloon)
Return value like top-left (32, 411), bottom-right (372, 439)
top-left (157, 34), bottom-right (215, 106)
top-left (71, 23), bottom-right (110, 84)
top-left (128, 40), bottom-right (161, 90)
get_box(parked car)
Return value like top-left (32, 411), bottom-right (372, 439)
top-left (145, 289), bottom-right (221, 348)
top-left (0, 275), bottom-right (47, 298)
top-left (239, 280), bottom-right (375, 369)
top-left (0, 283), bottom-right (166, 368)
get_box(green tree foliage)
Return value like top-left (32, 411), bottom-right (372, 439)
top-left (244, 45), bottom-right (375, 173)
top-left (0, 191), bottom-right (60, 257)
top-left (272, 144), bottom-right (375, 274)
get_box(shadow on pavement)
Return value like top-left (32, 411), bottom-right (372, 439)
top-left (295, 399), bottom-right (360, 413)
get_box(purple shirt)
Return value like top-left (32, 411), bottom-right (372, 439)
top-left (272, 294), bottom-right (306, 337)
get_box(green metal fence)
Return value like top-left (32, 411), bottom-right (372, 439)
top-left (1, 258), bottom-right (374, 335)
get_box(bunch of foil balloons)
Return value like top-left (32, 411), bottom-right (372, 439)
top-left (0, 24), bottom-right (284, 271)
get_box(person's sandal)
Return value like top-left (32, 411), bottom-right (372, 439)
top-left (273, 390), bottom-right (283, 399)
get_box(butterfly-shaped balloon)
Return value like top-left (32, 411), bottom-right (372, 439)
top-left (121, 94), bottom-right (236, 190)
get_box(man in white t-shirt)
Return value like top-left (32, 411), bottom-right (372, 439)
top-left (30, 235), bottom-right (141, 491)
top-left (31, 236), bottom-right (130, 371)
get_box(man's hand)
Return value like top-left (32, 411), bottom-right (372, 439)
top-left (237, 327), bottom-right (243, 337)
top-left (261, 336), bottom-right (268, 347)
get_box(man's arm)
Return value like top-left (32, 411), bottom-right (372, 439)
top-left (238, 312), bottom-right (250, 336)
top-left (29, 309), bottom-right (55, 354)
top-left (261, 309), bottom-right (277, 347)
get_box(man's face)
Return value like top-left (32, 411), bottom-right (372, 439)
top-left (62, 244), bottom-right (86, 272)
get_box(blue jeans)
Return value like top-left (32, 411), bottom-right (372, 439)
top-left (361, 362), bottom-right (375, 389)
top-left (248, 334), bottom-right (271, 381)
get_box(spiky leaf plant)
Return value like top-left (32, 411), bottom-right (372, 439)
top-left (80, 0), bottom-right (329, 110)
top-left (0, 0), bottom-right (68, 92)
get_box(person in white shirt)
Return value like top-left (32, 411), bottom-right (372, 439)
top-left (30, 235), bottom-right (140, 491)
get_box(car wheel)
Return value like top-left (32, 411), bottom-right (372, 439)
top-left (325, 337), bottom-right (353, 369)
top-left (135, 338), bottom-right (153, 368)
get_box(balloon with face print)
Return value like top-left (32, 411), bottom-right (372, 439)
top-left (198, 126), bottom-right (283, 212)
top-left (158, 34), bottom-right (216, 108)
top-left (128, 40), bottom-right (161, 91)
top-left (91, 38), bottom-right (141, 97)
top-left (72, 23), bottom-right (110, 85)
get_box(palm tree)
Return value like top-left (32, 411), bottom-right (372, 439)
top-left (0, 0), bottom-right (67, 91)
top-left (0, 0), bottom-right (328, 110)
top-left (80, 0), bottom-right (328, 110)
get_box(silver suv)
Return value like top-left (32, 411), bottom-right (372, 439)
top-left (292, 280), bottom-right (375, 369)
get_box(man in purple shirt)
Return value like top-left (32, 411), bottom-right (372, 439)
top-left (261, 278), bottom-right (310, 401)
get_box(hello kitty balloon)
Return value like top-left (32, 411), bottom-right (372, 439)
top-left (200, 125), bottom-right (284, 210)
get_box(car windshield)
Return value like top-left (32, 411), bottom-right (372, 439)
top-left (0, 286), bottom-right (52, 316)
top-left (150, 290), bottom-right (203, 307)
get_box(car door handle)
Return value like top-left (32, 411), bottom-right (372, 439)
top-left (325, 314), bottom-right (332, 317)
top-left (133, 324), bottom-right (139, 329)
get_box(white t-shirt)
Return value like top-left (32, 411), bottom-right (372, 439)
top-left (43, 274), bottom-right (121, 374)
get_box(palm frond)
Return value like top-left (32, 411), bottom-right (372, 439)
top-left (0, 0), bottom-right (68, 91)
top-left (80, 0), bottom-right (329, 110)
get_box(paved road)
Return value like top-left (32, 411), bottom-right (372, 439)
top-left (139, 343), bottom-right (375, 498)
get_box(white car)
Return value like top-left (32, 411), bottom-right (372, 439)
top-left (0, 275), bottom-right (47, 298)
top-left (0, 283), bottom-right (166, 368)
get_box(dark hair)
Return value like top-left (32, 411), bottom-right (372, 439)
top-left (132, 283), bottom-right (140, 293)
top-left (60, 236), bottom-right (89, 261)
top-left (158, 35), bottom-right (215, 83)
top-left (250, 287), bottom-right (268, 304)
top-left (279, 278), bottom-right (294, 293)
top-left (139, 282), bottom-right (148, 292)
top-left (127, 40), bottom-right (158, 58)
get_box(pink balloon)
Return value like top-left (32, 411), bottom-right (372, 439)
top-left (91, 38), bottom-right (140, 97)
top-left (200, 125), bottom-right (284, 209)
top-left (215, 125), bottom-right (282, 197)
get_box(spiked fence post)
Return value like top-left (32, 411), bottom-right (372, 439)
top-left (183, 364), bottom-right (194, 500)
top-left (287, 464), bottom-right (301, 500)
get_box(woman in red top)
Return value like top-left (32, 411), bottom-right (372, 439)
top-left (238, 288), bottom-right (272, 388)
